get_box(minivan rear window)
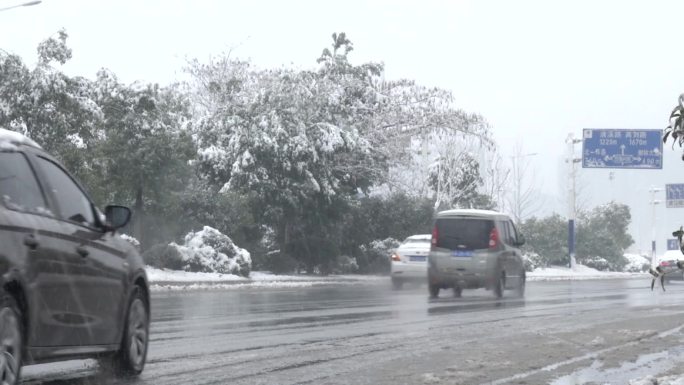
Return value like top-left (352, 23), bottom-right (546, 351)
top-left (435, 217), bottom-right (494, 250)
top-left (403, 238), bottom-right (430, 245)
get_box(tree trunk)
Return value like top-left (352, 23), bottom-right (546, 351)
top-left (134, 186), bottom-right (144, 249)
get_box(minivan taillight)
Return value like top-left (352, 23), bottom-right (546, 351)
top-left (489, 227), bottom-right (500, 249)
top-left (431, 225), bottom-right (438, 250)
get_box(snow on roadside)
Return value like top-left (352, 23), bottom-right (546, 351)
top-left (146, 267), bottom-right (383, 282)
top-left (630, 374), bottom-right (684, 385)
top-left (146, 267), bottom-right (245, 283)
top-left (529, 264), bottom-right (648, 281)
top-left (624, 253), bottom-right (650, 273)
top-left (151, 280), bottom-right (366, 291)
top-left (250, 271), bottom-right (383, 282)
top-left (145, 267), bottom-right (384, 291)
top-left (147, 263), bottom-right (651, 291)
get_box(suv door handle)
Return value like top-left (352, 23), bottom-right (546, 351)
top-left (24, 234), bottom-right (39, 250)
top-left (76, 246), bottom-right (89, 258)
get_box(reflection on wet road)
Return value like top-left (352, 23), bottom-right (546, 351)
top-left (22, 278), bottom-right (684, 384)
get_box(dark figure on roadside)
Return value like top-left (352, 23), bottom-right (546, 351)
top-left (650, 266), bottom-right (666, 291)
top-left (675, 226), bottom-right (684, 253)
top-left (650, 226), bottom-right (684, 291)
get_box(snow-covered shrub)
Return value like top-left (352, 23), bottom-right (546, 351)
top-left (623, 253), bottom-right (650, 273)
top-left (522, 253), bottom-right (545, 272)
top-left (143, 226), bottom-right (252, 277)
top-left (142, 244), bottom-right (185, 271)
top-left (581, 256), bottom-right (611, 271)
top-left (173, 226), bottom-right (252, 277)
top-left (333, 255), bottom-right (359, 274)
top-left (357, 238), bottom-right (400, 274)
top-left (119, 234), bottom-right (140, 249)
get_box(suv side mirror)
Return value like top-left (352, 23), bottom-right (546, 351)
top-left (516, 234), bottom-right (526, 246)
top-left (105, 205), bottom-right (131, 230)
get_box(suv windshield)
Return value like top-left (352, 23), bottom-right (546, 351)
top-left (0, 152), bottom-right (46, 213)
top-left (435, 217), bottom-right (493, 250)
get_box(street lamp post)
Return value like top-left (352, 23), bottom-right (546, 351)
top-left (0, 0), bottom-right (41, 12)
top-left (566, 133), bottom-right (582, 270)
top-left (649, 186), bottom-right (663, 266)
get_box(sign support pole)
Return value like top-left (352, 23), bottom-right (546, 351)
top-left (566, 133), bottom-right (581, 269)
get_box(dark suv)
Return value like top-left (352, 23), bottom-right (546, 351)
top-left (0, 128), bottom-right (150, 384)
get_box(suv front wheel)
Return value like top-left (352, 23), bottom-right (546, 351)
top-left (103, 286), bottom-right (149, 377)
top-left (494, 271), bottom-right (505, 299)
top-left (515, 271), bottom-right (526, 298)
top-left (0, 293), bottom-right (22, 385)
top-left (429, 283), bottom-right (440, 299)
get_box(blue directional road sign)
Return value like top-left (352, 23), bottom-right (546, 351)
top-left (668, 239), bottom-right (680, 250)
top-left (582, 129), bottom-right (663, 169)
top-left (666, 184), bottom-right (684, 208)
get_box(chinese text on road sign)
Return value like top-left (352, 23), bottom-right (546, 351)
top-left (666, 184), bottom-right (684, 208)
top-left (582, 129), bottom-right (663, 169)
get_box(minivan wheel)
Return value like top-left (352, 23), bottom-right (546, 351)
top-left (429, 283), bottom-right (440, 299)
top-left (0, 294), bottom-right (22, 385)
top-left (494, 272), bottom-right (505, 299)
top-left (453, 287), bottom-right (462, 298)
top-left (104, 286), bottom-right (149, 377)
top-left (515, 272), bottom-right (526, 298)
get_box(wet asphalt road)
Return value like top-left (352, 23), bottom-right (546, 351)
top-left (21, 278), bottom-right (684, 385)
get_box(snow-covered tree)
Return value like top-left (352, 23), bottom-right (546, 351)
top-left (576, 202), bottom-right (634, 271)
top-left (481, 149), bottom-right (510, 212)
top-left (188, 38), bottom-right (379, 272)
top-left (507, 143), bottom-right (543, 223)
top-left (373, 81), bottom-right (491, 195)
top-left (0, 30), bottom-right (102, 177)
top-left (428, 151), bottom-right (493, 211)
top-left (1, 30), bottom-right (197, 248)
top-left (90, 70), bottom-right (196, 247)
top-left (187, 32), bottom-right (494, 272)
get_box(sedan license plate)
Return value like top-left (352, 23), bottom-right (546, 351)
top-left (452, 250), bottom-right (474, 258)
top-left (409, 255), bottom-right (426, 262)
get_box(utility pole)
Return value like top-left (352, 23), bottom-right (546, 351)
top-left (649, 186), bottom-right (663, 266)
top-left (566, 133), bottom-right (582, 269)
top-left (434, 161), bottom-right (441, 211)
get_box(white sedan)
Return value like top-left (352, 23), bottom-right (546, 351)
top-left (390, 234), bottom-right (431, 289)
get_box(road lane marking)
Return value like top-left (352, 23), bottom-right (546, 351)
top-left (483, 323), bottom-right (684, 385)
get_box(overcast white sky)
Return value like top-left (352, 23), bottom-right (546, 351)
top-left (3, 0), bottom-right (684, 253)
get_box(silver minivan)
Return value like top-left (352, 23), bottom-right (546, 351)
top-left (428, 209), bottom-right (526, 298)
